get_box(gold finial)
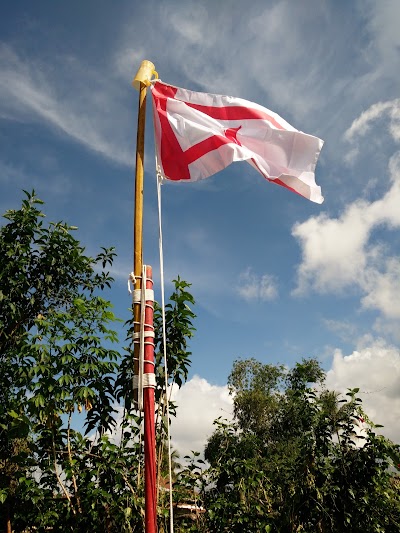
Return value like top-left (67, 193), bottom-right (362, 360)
top-left (132, 60), bottom-right (157, 91)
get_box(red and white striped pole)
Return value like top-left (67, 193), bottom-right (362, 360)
top-left (143, 265), bottom-right (157, 533)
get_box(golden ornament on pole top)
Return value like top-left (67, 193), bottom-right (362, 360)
top-left (132, 60), bottom-right (157, 90)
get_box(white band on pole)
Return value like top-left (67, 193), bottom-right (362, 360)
top-left (137, 265), bottom-right (147, 411)
top-left (133, 373), bottom-right (156, 389)
top-left (133, 289), bottom-right (154, 303)
top-left (133, 331), bottom-right (155, 339)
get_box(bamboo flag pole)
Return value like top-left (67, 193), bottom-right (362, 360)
top-left (132, 60), bottom-right (158, 533)
top-left (132, 60), bottom-right (154, 397)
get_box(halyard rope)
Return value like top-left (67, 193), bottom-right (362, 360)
top-left (157, 160), bottom-right (175, 532)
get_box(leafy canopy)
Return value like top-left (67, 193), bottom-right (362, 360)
top-left (202, 358), bottom-right (400, 533)
top-left (0, 191), bottom-right (198, 532)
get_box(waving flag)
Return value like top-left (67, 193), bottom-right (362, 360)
top-left (151, 80), bottom-right (324, 203)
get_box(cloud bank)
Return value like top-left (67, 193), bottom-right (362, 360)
top-left (170, 375), bottom-right (233, 458)
top-left (292, 101), bottom-right (400, 326)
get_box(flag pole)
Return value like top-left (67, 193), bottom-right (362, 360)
top-left (132, 60), bottom-right (158, 533)
top-left (132, 60), bottom-right (154, 393)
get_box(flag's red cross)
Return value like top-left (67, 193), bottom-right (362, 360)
top-left (224, 126), bottom-right (242, 145)
top-left (152, 82), bottom-right (285, 181)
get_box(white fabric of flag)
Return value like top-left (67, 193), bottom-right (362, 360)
top-left (151, 80), bottom-right (324, 204)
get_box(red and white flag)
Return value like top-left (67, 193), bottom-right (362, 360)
top-left (151, 80), bottom-right (324, 203)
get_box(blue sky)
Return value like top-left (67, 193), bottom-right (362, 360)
top-left (1, 0), bottom-right (400, 455)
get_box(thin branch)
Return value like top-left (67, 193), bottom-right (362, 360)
top-left (121, 472), bottom-right (137, 497)
top-left (51, 433), bottom-right (76, 515)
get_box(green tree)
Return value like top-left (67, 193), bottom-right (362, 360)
top-left (0, 191), bottom-right (120, 531)
top-left (116, 276), bottom-right (196, 531)
top-left (0, 191), bottom-right (198, 531)
top-left (203, 358), bottom-right (400, 532)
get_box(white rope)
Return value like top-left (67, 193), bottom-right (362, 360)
top-left (156, 160), bottom-right (175, 532)
top-left (127, 272), bottom-right (136, 294)
top-left (129, 266), bottom-right (157, 410)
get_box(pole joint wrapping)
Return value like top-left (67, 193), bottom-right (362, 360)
top-left (133, 288), bottom-right (154, 303)
top-left (133, 373), bottom-right (156, 389)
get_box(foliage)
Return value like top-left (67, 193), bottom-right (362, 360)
top-left (2, 191), bottom-right (399, 532)
top-left (0, 192), bottom-right (196, 532)
top-left (116, 276), bottom-right (195, 415)
top-left (0, 191), bottom-right (120, 531)
top-left (202, 358), bottom-right (400, 532)
top-left (115, 274), bottom-right (196, 529)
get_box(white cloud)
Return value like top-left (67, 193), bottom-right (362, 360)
top-left (344, 99), bottom-right (400, 143)
top-left (99, 377), bottom-right (232, 461)
top-left (168, 341), bottom-right (400, 459)
top-left (237, 267), bottom-right (278, 302)
top-left (362, 0), bottom-right (400, 80)
top-left (113, 47), bottom-right (146, 80)
top-left (292, 180), bottom-right (400, 316)
top-left (166, 5), bottom-right (209, 46)
top-left (293, 102), bottom-right (400, 324)
top-left (361, 256), bottom-right (400, 318)
top-left (105, 350), bottom-right (400, 462)
top-left (373, 317), bottom-right (400, 344)
top-left (163, 340), bottom-right (400, 460)
top-left (325, 339), bottom-right (400, 444)
top-left (170, 376), bottom-right (233, 459)
top-left (292, 203), bottom-right (371, 294)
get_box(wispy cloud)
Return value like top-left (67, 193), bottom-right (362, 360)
top-left (0, 158), bottom-right (74, 206)
top-left (323, 319), bottom-right (359, 343)
top-left (237, 267), bottom-right (278, 302)
top-left (361, 0), bottom-right (400, 83)
top-left (344, 98), bottom-right (400, 145)
top-left (0, 43), bottom-right (133, 166)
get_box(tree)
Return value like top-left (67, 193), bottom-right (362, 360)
top-left (203, 358), bottom-right (400, 532)
top-left (116, 275), bottom-right (196, 531)
top-left (6, 192), bottom-right (398, 532)
top-left (0, 191), bottom-right (120, 531)
top-left (0, 191), bottom-right (198, 532)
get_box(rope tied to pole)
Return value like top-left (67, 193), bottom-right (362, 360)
top-left (156, 156), bottom-right (175, 532)
top-left (130, 265), bottom-right (156, 412)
